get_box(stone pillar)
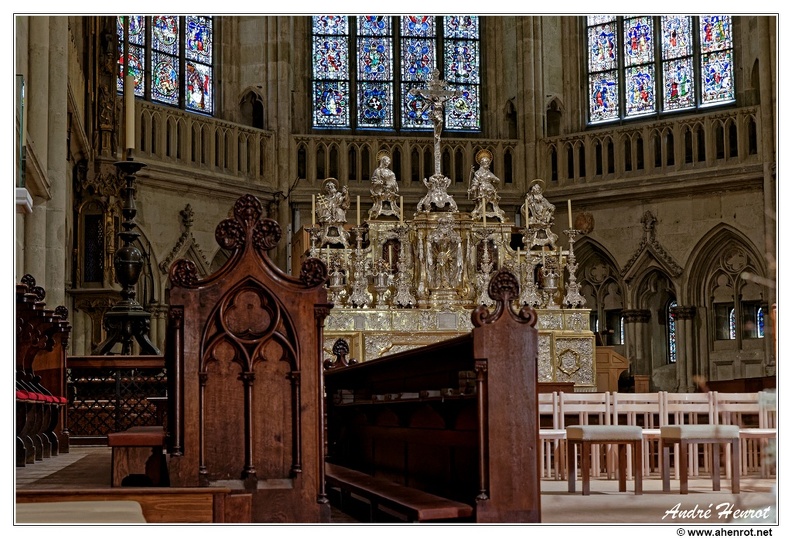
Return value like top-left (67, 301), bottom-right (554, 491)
top-left (24, 16), bottom-right (50, 282)
top-left (72, 308), bottom-right (85, 356)
top-left (622, 309), bottom-right (651, 376)
top-left (671, 306), bottom-right (697, 392)
top-left (45, 17), bottom-right (69, 306)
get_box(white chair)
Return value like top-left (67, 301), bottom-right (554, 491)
top-left (538, 392), bottom-right (565, 480)
top-left (662, 392), bottom-right (716, 479)
top-left (610, 392), bottom-right (664, 478)
top-left (713, 391), bottom-right (777, 478)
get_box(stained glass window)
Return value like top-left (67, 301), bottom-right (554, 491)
top-left (312, 15), bottom-right (481, 131)
top-left (668, 300), bottom-right (677, 363)
top-left (586, 15), bottom-right (734, 123)
top-left (117, 16), bottom-right (214, 115)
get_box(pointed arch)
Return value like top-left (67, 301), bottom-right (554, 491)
top-left (239, 86), bottom-right (266, 129)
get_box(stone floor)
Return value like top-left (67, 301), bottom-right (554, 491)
top-left (15, 446), bottom-right (778, 525)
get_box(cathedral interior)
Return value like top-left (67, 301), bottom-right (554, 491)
top-left (12, 14), bottom-right (778, 524)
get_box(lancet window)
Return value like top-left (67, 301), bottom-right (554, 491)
top-left (586, 15), bottom-right (734, 124)
top-left (117, 16), bottom-right (214, 115)
top-left (311, 15), bottom-right (481, 131)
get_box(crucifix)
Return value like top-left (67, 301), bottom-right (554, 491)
top-left (409, 68), bottom-right (461, 177)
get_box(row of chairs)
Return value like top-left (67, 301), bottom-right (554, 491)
top-left (538, 390), bottom-right (776, 481)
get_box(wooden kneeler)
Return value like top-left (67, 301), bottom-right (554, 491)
top-left (566, 425), bottom-right (643, 495)
top-left (660, 425), bottom-right (740, 494)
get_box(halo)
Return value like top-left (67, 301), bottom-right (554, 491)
top-left (475, 149), bottom-right (493, 164)
top-left (376, 149), bottom-right (390, 162)
top-left (322, 177), bottom-right (340, 192)
top-left (530, 178), bottom-right (545, 191)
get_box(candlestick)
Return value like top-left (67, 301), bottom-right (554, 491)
top-left (357, 195), bottom-right (361, 226)
top-left (311, 195), bottom-right (316, 226)
top-left (125, 74), bottom-right (135, 150)
top-left (567, 199), bottom-right (573, 229)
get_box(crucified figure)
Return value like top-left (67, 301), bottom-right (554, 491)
top-left (409, 68), bottom-right (461, 177)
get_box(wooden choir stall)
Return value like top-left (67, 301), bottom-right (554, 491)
top-left (323, 270), bottom-right (542, 523)
top-left (165, 194), bottom-right (332, 523)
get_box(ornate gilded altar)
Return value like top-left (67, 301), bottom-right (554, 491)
top-left (304, 71), bottom-right (595, 390)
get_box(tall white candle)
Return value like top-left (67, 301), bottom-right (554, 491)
top-left (125, 75), bottom-right (135, 150)
top-left (311, 195), bottom-right (316, 226)
top-left (567, 199), bottom-right (573, 229)
top-left (483, 212), bottom-right (486, 226)
top-left (357, 195), bottom-right (361, 226)
top-left (400, 196), bottom-right (404, 222)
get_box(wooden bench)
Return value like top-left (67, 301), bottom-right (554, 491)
top-left (16, 487), bottom-right (251, 523)
top-left (324, 270), bottom-right (540, 523)
top-left (325, 463), bottom-right (473, 522)
top-left (16, 274), bottom-right (71, 466)
top-left (107, 426), bottom-right (169, 486)
top-left (16, 500), bottom-right (147, 523)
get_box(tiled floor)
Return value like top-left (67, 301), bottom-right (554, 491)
top-left (16, 446), bottom-right (778, 525)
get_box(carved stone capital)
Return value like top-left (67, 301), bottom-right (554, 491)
top-left (670, 305), bottom-right (697, 320)
top-left (622, 309), bottom-right (651, 323)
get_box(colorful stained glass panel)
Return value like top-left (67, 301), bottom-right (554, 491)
top-left (589, 72), bottom-right (619, 123)
top-left (623, 17), bottom-right (653, 67)
top-left (444, 40), bottom-right (479, 83)
top-left (402, 37), bottom-right (435, 81)
top-left (661, 16), bottom-right (692, 60)
top-left (625, 65), bottom-right (655, 116)
top-left (313, 16), bottom-right (348, 35)
top-left (358, 16), bottom-right (390, 36)
top-left (402, 85), bottom-right (432, 129)
top-left (663, 58), bottom-right (694, 111)
top-left (587, 15), bottom-right (616, 26)
top-left (152, 16), bottom-right (179, 55)
top-left (313, 81), bottom-right (350, 127)
top-left (358, 37), bottom-right (392, 80)
top-left (701, 50), bottom-right (734, 104)
top-left (151, 51), bottom-right (179, 105)
top-left (588, 23), bottom-right (618, 72)
top-left (446, 86), bottom-right (479, 130)
top-left (313, 36), bottom-right (349, 80)
top-left (402, 16), bottom-right (435, 37)
top-left (185, 16), bottom-right (212, 63)
top-left (444, 16), bottom-right (479, 39)
top-left (700, 16), bottom-right (732, 53)
top-left (185, 61), bottom-right (213, 113)
top-left (668, 301), bottom-right (677, 363)
top-left (358, 82), bottom-right (393, 128)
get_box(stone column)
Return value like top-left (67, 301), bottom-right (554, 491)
top-left (671, 306), bottom-right (697, 392)
top-left (622, 309), bottom-right (651, 376)
top-left (45, 17), bottom-right (69, 306)
top-left (24, 16), bottom-right (50, 282)
top-left (72, 308), bottom-right (85, 356)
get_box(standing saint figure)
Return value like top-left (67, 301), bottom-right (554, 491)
top-left (521, 178), bottom-right (558, 250)
top-left (369, 150), bottom-right (401, 219)
top-left (316, 177), bottom-right (351, 247)
top-left (468, 149), bottom-right (506, 222)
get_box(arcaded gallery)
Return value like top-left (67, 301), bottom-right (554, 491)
top-left (14, 15), bottom-right (777, 525)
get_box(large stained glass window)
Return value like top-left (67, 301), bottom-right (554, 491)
top-left (117, 16), bottom-right (214, 115)
top-left (586, 15), bottom-right (733, 124)
top-left (312, 15), bottom-right (481, 131)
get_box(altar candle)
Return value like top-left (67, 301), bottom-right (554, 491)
top-left (311, 195), bottom-right (316, 226)
top-left (357, 195), bottom-right (361, 226)
top-left (400, 196), bottom-right (404, 222)
top-left (483, 212), bottom-right (486, 226)
top-left (567, 199), bottom-right (573, 229)
top-left (125, 74), bottom-right (135, 150)
top-left (388, 245), bottom-right (393, 266)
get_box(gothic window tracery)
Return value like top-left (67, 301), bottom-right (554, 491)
top-left (117, 16), bottom-right (214, 115)
top-left (311, 15), bottom-right (481, 132)
top-left (586, 15), bottom-right (734, 124)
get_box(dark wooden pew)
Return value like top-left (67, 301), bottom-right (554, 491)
top-left (16, 275), bottom-right (71, 466)
top-left (323, 270), bottom-right (541, 523)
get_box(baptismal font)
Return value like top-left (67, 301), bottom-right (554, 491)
top-left (302, 70), bottom-right (595, 390)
